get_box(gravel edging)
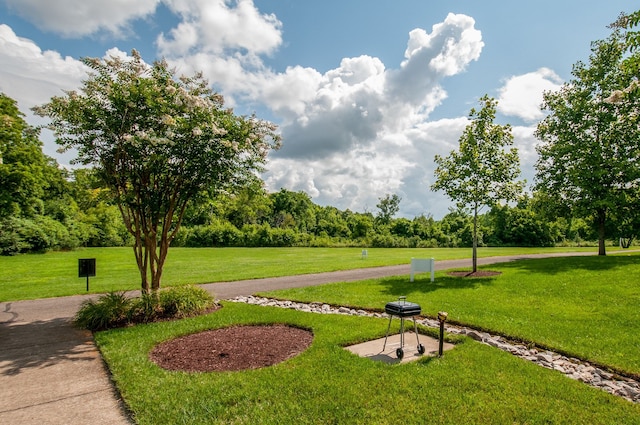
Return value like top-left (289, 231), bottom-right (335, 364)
top-left (228, 295), bottom-right (640, 404)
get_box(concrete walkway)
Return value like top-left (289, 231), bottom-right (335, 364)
top-left (0, 252), bottom-right (599, 424)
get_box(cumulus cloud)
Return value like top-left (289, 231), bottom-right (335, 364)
top-left (497, 68), bottom-right (563, 122)
top-left (3, 0), bottom-right (160, 37)
top-left (268, 14), bottom-right (482, 162)
top-left (0, 24), bottom-right (86, 110)
top-left (158, 0), bottom-right (282, 57)
top-left (0, 24), bottom-right (89, 162)
top-left (256, 14), bottom-right (483, 217)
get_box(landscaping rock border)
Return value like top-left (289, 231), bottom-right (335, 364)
top-left (229, 296), bottom-right (640, 404)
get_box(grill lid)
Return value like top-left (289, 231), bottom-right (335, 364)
top-left (385, 299), bottom-right (421, 317)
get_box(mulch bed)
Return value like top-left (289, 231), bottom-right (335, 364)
top-left (150, 324), bottom-right (313, 372)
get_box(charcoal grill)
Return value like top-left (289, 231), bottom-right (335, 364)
top-left (383, 296), bottom-right (425, 359)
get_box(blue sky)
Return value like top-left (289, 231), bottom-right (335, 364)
top-left (0, 0), bottom-right (634, 218)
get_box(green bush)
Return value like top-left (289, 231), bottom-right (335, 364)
top-left (74, 286), bottom-right (215, 331)
top-left (128, 292), bottom-right (163, 323)
top-left (159, 285), bottom-right (215, 318)
top-left (75, 291), bottom-right (131, 331)
top-left (0, 215), bottom-right (82, 255)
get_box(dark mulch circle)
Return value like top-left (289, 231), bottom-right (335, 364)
top-left (150, 324), bottom-right (314, 372)
top-left (447, 270), bottom-right (502, 277)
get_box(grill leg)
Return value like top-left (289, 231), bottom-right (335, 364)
top-left (400, 317), bottom-right (405, 349)
top-left (383, 314), bottom-right (393, 351)
top-left (413, 317), bottom-right (420, 345)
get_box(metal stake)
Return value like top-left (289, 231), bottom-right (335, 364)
top-left (437, 311), bottom-right (448, 357)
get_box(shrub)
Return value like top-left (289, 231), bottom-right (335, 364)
top-left (74, 286), bottom-right (215, 330)
top-left (128, 292), bottom-right (163, 323)
top-left (75, 291), bottom-right (131, 331)
top-left (159, 285), bottom-right (215, 319)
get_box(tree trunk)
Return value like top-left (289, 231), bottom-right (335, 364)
top-left (597, 209), bottom-right (607, 256)
top-left (472, 204), bottom-right (478, 273)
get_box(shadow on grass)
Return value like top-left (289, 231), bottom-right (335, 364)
top-left (494, 254), bottom-right (639, 275)
top-left (377, 274), bottom-right (499, 298)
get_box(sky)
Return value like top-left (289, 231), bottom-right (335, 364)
top-left (0, 0), bottom-right (635, 219)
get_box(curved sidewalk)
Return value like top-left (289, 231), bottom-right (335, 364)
top-left (0, 251), bottom-right (599, 424)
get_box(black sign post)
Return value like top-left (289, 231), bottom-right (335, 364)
top-left (78, 258), bottom-right (96, 291)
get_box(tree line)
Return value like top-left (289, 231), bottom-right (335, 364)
top-left (0, 84), bottom-right (601, 253)
top-left (0, 102), bottom-right (605, 256)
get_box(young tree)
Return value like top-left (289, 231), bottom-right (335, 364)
top-left (35, 51), bottom-right (280, 293)
top-left (535, 27), bottom-right (640, 255)
top-left (432, 95), bottom-right (523, 272)
top-left (376, 193), bottom-right (401, 225)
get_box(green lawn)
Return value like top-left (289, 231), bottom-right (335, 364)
top-left (261, 253), bottom-right (640, 376)
top-left (96, 302), bottom-right (640, 425)
top-left (85, 251), bottom-right (640, 423)
top-left (0, 246), bottom-right (614, 301)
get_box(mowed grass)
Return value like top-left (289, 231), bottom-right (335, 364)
top-left (261, 253), bottom-right (640, 376)
top-left (96, 302), bottom-right (640, 425)
top-left (0, 246), bottom-right (605, 301)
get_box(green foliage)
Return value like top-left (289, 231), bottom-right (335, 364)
top-left (76, 285), bottom-right (214, 330)
top-left (611, 9), bottom-right (640, 73)
top-left (159, 285), bottom-right (214, 318)
top-left (432, 96), bottom-right (523, 211)
top-left (35, 50), bottom-right (280, 292)
top-left (375, 193), bottom-right (401, 225)
top-left (127, 293), bottom-right (163, 324)
top-left (433, 95), bottom-right (524, 270)
top-left (487, 203), bottom-right (556, 247)
top-left (75, 291), bottom-right (131, 331)
top-left (535, 26), bottom-right (640, 255)
top-left (0, 215), bottom-right (81, 255)
top-left (270, 188), bottom-right (316, 232)
top-left (0, 93), bottom-right (68, 220)
top-left (177, 220), bottom-right (244, 247)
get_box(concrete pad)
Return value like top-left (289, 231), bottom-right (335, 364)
top-left (344, 332), bottom-right (455, 364)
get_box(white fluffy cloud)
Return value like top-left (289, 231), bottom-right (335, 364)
top-left (0, 25), bottom-right (87, 108)
top-left (158, 0), bottom-right (282, 56)
top-left (497, 68), bottom-right (563, 122)
top-left (2, 0), bottom-right (160, 37)
top-left (258, 13), bottom-right (484, 217)
top-left (0, 24), bottom-right (88, 162)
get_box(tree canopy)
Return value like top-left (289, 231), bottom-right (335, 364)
top-left (0, 93), bottom-right (61, 219)
top-left (432, 95), bottom-right (523, 271)
top-left (35, 51), bottom-right (280, 292)
top-left (534, 26), bottom-right (640, 255)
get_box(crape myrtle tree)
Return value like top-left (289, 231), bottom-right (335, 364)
top-left (535, 24), bottom-right (640, 256)
top-left (432, 95), bottom-right (523, 272)
top-left (35, 50), bottom-right (280, 293)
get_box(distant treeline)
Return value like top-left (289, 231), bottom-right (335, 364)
top-left (0, 93), bottom-right (615, 255)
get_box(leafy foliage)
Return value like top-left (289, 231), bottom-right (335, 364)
top-left (35, 51), bottom-right (280, 292)
top-left (433, 95), bottom-right (524, 270)
top-left (75, 291), bottom-right (131, 331)
top-left (535, 27), bottom-right (640, 255)
top-left (75, 285), bottom-right (215, 331)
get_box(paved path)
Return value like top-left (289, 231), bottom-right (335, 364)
top-left (0, 252), bottom-right (601, 424)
